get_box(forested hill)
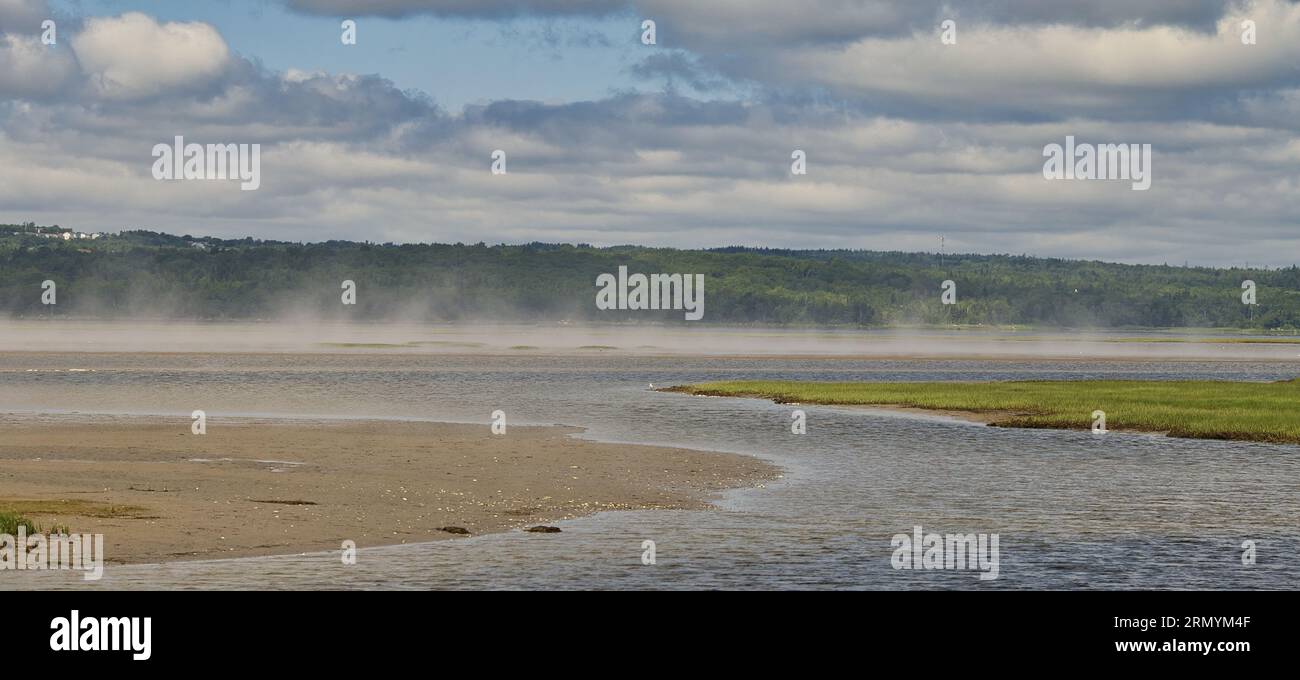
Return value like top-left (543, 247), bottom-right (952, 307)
top-left (2, 225), bottom-right (1298, 328)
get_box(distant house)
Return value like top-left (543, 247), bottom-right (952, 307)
top-left (33, 230), bottom-right (104, 240)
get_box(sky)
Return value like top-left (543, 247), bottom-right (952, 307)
top-left (2, 0), bottom-right (1299, 267)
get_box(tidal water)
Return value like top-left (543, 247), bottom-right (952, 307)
top-left (2, 330), bottom-right (1298, 589)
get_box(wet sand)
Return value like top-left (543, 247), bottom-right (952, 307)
top-left (0, 418), bottom-right (778, 564)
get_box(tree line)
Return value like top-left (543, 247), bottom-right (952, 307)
top-left (2, 226), bottom-right (1297, 328)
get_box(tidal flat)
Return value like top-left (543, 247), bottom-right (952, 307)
top-left (0, 418), bottom-right (776, 564)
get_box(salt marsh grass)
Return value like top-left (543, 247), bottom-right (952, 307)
top-left (672, 379), bottom-right (1300, 443)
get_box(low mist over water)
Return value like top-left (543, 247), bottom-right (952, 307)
top-left (3, 320), bottom-right (1300, 360)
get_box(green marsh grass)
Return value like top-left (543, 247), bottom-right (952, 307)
top-left (0, 511), bottom-right (39, 536)
top-left (670, 379), bottom-right (1300, 443)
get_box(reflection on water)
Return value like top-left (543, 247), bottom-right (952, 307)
top-left (2, 348), bottom-right (1298, 590)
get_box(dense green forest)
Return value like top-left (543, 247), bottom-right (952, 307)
top-left (2, 223), bottom-right (1298, 328)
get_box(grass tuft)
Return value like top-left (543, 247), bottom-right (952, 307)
top-left (0, 511), bottom-right (39, 536)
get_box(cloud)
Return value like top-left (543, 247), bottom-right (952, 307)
top-left (628, 51), bottom-right (730, 93)
top-left (6, 75), bottom-right (1299, 265)
top-left (281, 0), bottom-right (1243, 41)
top-left (283, 0), bottom-right (626, 19)
top-left (0, 0), bottom-right (53, 29)
top-left (636, 0), bottom-right (1239, 49)
top-left (749, 1), bottom-right (1300, 120)
top-left (3, 2), bottom-right (1300, 267)
top-left (0, 32), bottom-right (79, 100)
top-left (277, 0), bottom-right (1300, 123)
top-left (71, 13), bottom-right (231, 99)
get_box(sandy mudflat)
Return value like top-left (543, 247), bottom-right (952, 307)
top-left (0, 418), bottom-right (777, 564)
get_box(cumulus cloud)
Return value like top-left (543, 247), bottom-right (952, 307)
top-left (0, 33), bottom-right (79, 100)
top-left (278, 0), bottom-right (1300, 122)
top-left (747, 1), bottom-right (1300, 120)
top-left (5, 77), bottom-right (1295, 265)
top-left (71, 13), bottom-right (231, 99)
top-left (2, 0), bottom-right (1300, 267)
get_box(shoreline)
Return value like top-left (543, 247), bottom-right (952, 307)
top-left (0, 417), bottom-right (779, 565)
top-left (832, 403), bottom-right (1177, 434)
top-left (835, 403), bottom-right (1006, 425)
top-left (677, 390), bottom-right (1011, 426)
top-left (665, 380), bottom-right (1300, 444)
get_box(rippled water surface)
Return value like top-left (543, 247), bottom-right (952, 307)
top-left (2, 333), bottom-right (1298, 589)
